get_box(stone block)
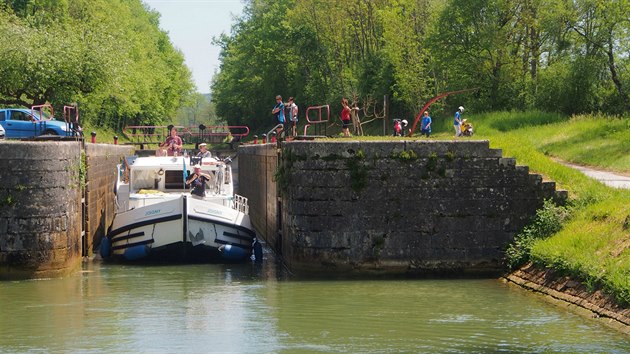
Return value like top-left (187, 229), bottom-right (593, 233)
top-left (498, 158), bottom-right (516, 167)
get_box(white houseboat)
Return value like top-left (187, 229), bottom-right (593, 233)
top-left (100, 154), bottom-right (261, 263)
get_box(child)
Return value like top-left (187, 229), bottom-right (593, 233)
top-left (420, 112), bottom-right (432, 137)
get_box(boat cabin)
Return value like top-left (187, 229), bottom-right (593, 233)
top-left (117, 155), bottom-right (234, 203)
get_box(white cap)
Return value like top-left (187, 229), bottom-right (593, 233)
top-left (458, 106), bottom-right (465, 112)
top-left (199, 143), bottom-right (207, 147)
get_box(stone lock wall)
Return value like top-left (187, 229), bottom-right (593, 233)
top-left (281, 140), bottom-right (566, 274)
top-left (241, 140), bottom-right (566, 275)
top-left (0, 141), bottom-right (83, 279)
top-left (84, 144), bottom-right (134, 256)
top-left (238, 144), bottom-right (280, 250)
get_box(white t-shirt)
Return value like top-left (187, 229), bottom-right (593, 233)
top-left (288, 103), bottom-right (298, 122)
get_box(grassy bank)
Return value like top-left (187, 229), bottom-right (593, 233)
top-left (472, 111), bottom-right (630, 305)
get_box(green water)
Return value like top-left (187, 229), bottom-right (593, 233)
top-left (0, 260), bottom-right (628, 353)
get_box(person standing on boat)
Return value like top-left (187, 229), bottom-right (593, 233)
top-left (196, 143), bottom-right (211, 158)
top-left (186, 165), bottom-right (212, 197)
top-left (272, 95), bottom-right (285, 138)
top-left (161, 127), bottom-right (183, 156)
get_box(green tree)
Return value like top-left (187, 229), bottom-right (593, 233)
top-left (380, 0), bottom-right (436, 112)
top-left (0, 0), bottom-right (194, 131)
top-left (176, 93), bottom-right (219, 128)
top-left (210, 0), bottom-right (630, 132)
top-left (569, 0), bottom-right (630, 112)
top-left (428, 0), bottom-right (528, 111)
top-left (212, 0), bottom-right (295, 132)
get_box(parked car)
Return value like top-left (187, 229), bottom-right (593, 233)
top-left (0, 108), bottom-right (79, 138)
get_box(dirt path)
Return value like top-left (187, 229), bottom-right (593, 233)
top-left (556, 160), bottom-right (630, 189)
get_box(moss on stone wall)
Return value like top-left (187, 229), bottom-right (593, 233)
top-left (347, 149), bottom-right (369, 192)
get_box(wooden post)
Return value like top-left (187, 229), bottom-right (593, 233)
top-left (383, 94), bottom-right (389, 136)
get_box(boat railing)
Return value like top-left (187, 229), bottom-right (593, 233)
top-left (232, 194), bottom-right (249, 214)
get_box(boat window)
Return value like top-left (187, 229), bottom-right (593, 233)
top-left (131, 170), bottom-right (155, 190)
top-left (165, 170), bottom-right (185, 189)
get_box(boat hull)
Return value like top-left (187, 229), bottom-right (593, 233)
top-left (104, 195), bottom-right (256, 263)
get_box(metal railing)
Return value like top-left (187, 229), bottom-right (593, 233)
top-left (122, 125), bottom-right (250, 146)
top-left (232, 194), bottom-right (249, 214)
top-left (266, 123), bottom-right (284, 139)
top-left (303, 104), bottom-right (330, 136)
top-left (62, 105), bottom-right (83, 137)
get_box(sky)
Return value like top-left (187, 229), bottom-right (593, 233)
top-left (143, 0), bottom-right (245, 93)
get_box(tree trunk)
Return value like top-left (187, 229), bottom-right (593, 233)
top-left (606, 35), bottom-right (629, 111)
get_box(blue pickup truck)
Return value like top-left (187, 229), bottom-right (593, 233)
top-left (0, 108), bottom-right (80, 138)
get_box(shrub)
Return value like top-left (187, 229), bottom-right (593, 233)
top-left (505, 199), bottom-right (571, 269)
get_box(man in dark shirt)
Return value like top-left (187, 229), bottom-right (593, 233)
top-left (186, 165), bottom-right (212, 197)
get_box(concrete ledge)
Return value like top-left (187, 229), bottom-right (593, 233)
top-left (504, 263), bottom-right (629, 335)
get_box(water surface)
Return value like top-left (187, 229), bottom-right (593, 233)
top-left (0, 260), bottom-right (628, 353)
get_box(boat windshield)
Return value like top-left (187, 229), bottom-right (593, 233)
top-left (131, 170), bottom-right (156, 190)
top-left (165, 170), bottom-right (185, 189)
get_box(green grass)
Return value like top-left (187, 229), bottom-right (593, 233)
top-left (521, 115), bottom-right (630, 173)
top-left (469, 111), bottom-right (630, 305)
top-left (531, 200), bottom-right (630, 304)
top-left (473, 111), bottom-right (630, 174)
top-left (81, 122), bottom-right (123, 144)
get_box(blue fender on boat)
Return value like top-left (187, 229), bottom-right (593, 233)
top-left (253, 238), bottom-right (263, 262)
top-left (123, 245), bottom-right (149, 261)
top-left (100, 237), bottom-right (112, 259)
top-left (220, 244), bottom-right (247, 261)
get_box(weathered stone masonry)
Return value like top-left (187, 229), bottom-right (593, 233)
top-left (238, 143), bottom-right (279, 250)
top-left (84, 144), bottom-right (134, 256)
top-left (240, 140), bottom-right (566, 275)
top-left (0, 141), bottom-right (132, 279)
top-left (0, 141), bottom-right (82, 279)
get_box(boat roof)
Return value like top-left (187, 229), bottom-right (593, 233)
top-left (127, 156), bottom-right (224, 169)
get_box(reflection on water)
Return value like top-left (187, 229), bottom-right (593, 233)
top-left (0, 258), bottom-right (628, 353)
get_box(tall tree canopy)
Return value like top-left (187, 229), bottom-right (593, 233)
top-left (212, 0), bottom-right (630, 133)
top-left (0, 0), bottom-right (193, 130)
